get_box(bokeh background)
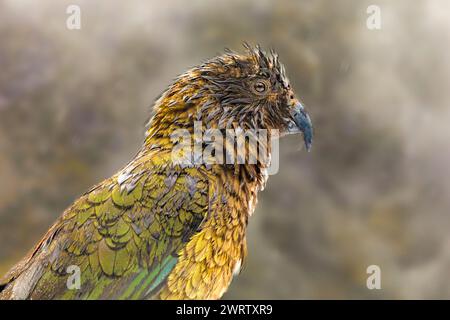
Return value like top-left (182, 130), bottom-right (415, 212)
top-left (1, 0), bottom-right (450, 299)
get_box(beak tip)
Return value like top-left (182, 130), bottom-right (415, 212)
top-left (304, 138), bottom-right (312, 152)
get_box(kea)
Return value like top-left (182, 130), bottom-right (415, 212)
top-left (0, 45), bottom-right (313, 300)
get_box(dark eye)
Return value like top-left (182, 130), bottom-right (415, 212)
top-left (253, 80), bottom-right (268, 93)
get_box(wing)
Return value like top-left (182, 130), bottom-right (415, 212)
top-left (0, 161), bottom-right (211, 300)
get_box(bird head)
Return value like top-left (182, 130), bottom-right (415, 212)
top-left (146, 44), bottom-right (313, 153)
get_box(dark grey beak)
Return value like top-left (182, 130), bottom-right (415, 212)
top-left (291, 101), bottom-right (313, 152)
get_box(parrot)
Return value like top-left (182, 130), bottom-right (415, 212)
top-left (0, 44), bottom-right (313, 300)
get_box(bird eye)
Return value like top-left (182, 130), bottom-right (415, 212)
top-left (253, 80), bottom-right (268, 94)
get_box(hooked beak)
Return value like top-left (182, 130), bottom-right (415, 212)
top-left (287, 101), bottom-right (313, 152)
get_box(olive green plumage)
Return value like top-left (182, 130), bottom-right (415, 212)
top-left (0, 149), bottom-right (209, 299)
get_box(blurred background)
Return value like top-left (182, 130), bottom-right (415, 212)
top-left (1, 0), bottom-right (450, 299)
